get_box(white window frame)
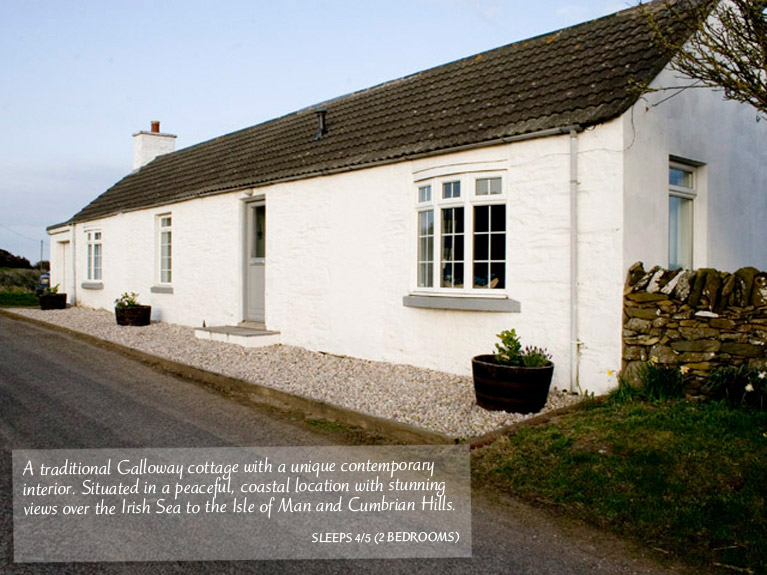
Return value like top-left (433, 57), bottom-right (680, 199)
top-left (413, 171), bottom-right (507, 295)
top-left (668, 161), bottom-right (697, 271)
top-left (85, 229), bottom-right (102, 281)
top-left (157, 213), bottom-right (172, 285)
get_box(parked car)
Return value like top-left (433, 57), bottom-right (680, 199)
top-left (35, 273), bottom-right (50, 296)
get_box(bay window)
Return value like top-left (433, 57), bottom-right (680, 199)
top-left (415, 174), bottom-right (506, 292)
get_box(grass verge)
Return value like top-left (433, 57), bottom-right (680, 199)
top-left (471, 399), bottom-right (767, 573)
top-left (0, 288), bottom-right (38, 307)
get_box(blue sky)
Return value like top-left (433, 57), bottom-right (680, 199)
top-left (0, 0), bottom-right (627, 263)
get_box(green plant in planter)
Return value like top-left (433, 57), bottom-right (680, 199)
top-left (114, 292), bottom-right (151, 326)
top-left (473, 329), bottom-right (555, 413)
top-left (115, 292), bottom-right (141, 308)
top-left (38, 283), bottom-right (67, 309)
top-left (494, 329), bottom-right (552, 367)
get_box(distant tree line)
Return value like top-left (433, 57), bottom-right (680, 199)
top-left (0, 248), bottom-right (48, 270)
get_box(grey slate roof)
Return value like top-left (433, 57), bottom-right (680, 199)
top-left (68, 0), bottom-right (692, 224)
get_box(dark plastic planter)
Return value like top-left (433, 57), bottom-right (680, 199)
top-left (38, 294), bottom-right (67, 310)
top-left (115, 305), bottom-right (152, 326)
top-left (471, 354), bottom-right (554, 414)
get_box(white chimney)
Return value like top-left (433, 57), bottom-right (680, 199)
top-left (132, 121), bottom-right (177, 170)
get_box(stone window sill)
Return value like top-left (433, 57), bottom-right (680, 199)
top-left (150, 285), bottom-right (174, 294)
top-left (402, 294), bottom-right (520, 312)
top-left (81, 282), bottom-right (103, 290)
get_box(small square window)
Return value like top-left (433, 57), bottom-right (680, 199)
top-left (418, 185), bottom-right (432, 203)
top-left (669, 167), bottom-right (693, 189)
top-left (442, 181), bottom-right (461, 199)
top-left (476, 177), bottom-right (502, 196)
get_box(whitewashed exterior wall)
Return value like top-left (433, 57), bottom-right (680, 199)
top-left (575, 119), bottom-right (626, 393)
top-left (63, 193), bottom-right (241, 326)
top-left (623, 67), bottom-right (767, 272)
top-left (51, 125), bottom-right (630, 395)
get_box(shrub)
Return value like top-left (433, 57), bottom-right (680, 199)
top-left (705, 365), bottom-right (767, 411)
top-left (493, 329), bottom-right (552, 367)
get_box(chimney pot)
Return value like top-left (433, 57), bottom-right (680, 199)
top-left (151, 121), bottom-right (160, 133)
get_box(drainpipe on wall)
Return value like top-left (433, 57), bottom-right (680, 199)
top-left (71, 224), bottom-right (77, 306)
top-left (568, 128), bottom-right (580, 394)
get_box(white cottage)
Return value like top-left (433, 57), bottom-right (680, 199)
top-left (48, 1), bottom-right (766, 395)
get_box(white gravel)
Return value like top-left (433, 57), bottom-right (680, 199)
top-left (9, 307), bottom-right (580, 438)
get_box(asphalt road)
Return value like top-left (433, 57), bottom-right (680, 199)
top-left (0, 314), bottom-right (691, 575)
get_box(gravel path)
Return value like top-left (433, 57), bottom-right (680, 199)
top-left (9, 307), bottom-right (580, 438)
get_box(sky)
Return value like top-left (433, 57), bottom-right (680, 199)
top-left (0, 0), bottom-right (628, 264)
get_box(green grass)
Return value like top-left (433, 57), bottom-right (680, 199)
top-left (0, 287), bottom-right (39, 307)
top-left (472, 399), bottom-right (767, 573)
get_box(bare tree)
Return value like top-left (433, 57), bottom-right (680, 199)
top-left (644, 0), bottom-right (767, 116)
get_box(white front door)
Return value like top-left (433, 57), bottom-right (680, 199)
top-left (56, 240), bottom-right (70, 300)
top-left (245, 202), bottom-right (266, 323)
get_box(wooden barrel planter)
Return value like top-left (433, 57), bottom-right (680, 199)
top-left (471, 355), bottom-right (554, 414)
top-left (115, 305), bottom-right (152, 326)
top-left (38, 294), bottom-right (67, 310)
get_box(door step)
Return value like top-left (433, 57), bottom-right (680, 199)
top-left (194, 324), bottom-right (280, 348)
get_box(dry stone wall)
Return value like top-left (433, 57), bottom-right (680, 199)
top-left (623, 262), bottom-right (767, 395)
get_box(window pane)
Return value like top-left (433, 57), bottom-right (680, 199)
top-left (442, 236), bottom-right (453, 261)
top-left (476, 177), bottom-right (502, 196)
top-left (454, 263), bottom-right (464, 286)
top-left (474, 205), bottom-right (489, 233)
top-left (669, 195), bottom-right (693, 270)
top-left (490, 262), bottom-right (505, 289)
top-left (419, 237), bottom-right (430, 262)
top-left (418, 263), bottom-right (433, 288)
top-left (491, 233), bottom-right (506, 260)
top-left (474, 234), bottom-right (489, 260)
top-left (454, 235), bottom-right (464, 261)
top-left (454, 207), bottom-right (464, 233)
top-left (442, 209), bottom-right (453, 234)
top-left (254, 205), bottom-right (266, 258)
top-left (420, 210), bottom-right (433, 236)
top-left (442, 181), bottom-right (461, 199)
top-left (669, 167), bottom-right (693, 188)
top-left (418, 185), bottom-right (432, 203)
top-left (473, 263), bottom-right (489, 288)
top-left (490, 204), bottom-right (506, 231)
